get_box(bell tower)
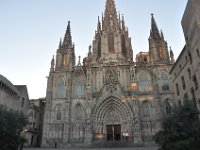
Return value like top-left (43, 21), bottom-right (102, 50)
top-left (148, 14), bottom-right (170, 64)
top-left (55, 21), bottom-right (75, 70)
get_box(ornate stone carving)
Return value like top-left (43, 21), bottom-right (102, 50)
top-left (104, 67), bottom-right (119, 93)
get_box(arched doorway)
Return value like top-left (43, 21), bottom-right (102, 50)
top-left (92, 96), bottom-right (136, 142)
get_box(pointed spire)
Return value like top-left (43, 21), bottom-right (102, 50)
top-left (59, 38), bottom-right (62, 49)
top-left (160, 30), bottom-right (164, 39)
top-left (50, 55), bottom-right (55, 72)
top-left (118, 12), bottom-right (121, 30)
top-left (63, 21), bottom-right (72, 49)
top-left (150, 14), bottom-right (160, 40)
top-left (105, 0), bottom-right (117, 17)
top-left (97, 16), bottom-right (101, 33)
top-left (103, 0), bottom-right (119, 31)
top-left (122, 14), bottom-right (125, 31)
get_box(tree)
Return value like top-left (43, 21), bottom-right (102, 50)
top-left (154, 99), bottom-right (200, 150)
top-left (0, 108), bottom-right (28, 150)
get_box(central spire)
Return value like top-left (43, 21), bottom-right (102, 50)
top-left (103, 0), bottom-right (119, 31)
top-left (105, 0), bottom-right (117, 17)
top-left (63, 21), bottom-right (72, 49)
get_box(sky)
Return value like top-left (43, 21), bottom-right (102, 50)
top-left (0, 0), bottom-right (187, 99)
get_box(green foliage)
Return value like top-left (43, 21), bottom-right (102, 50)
top-left (0, 108), bottom-right (28, 150)
top-left (154, 99), bottom-right (200, 150)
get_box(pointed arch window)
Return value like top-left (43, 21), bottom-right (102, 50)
top-left (75, 82), bottom-right (84, 97)
top-left (165, 100), bottom-right (172, 115)
top-left (193, 74), bottom-right (198, 89)
top-left (138, 72), bottom-right (149, 93)
top-left (56, 105), bottom-right (62, 121)
top-left (108, 33), bottom-right (115, 52)
top-left (159, 47), bottom-right (163, 59)
top-left (161, 73), bottom-right (169, 91)
top-left (143, 101), bottom-right (151, 117)
top-left (74, 103), bottom-right (84, 121)
top-left (176, 83), bottom-right (180, 96)
top-left (181, 76), bottom-right (186, 90)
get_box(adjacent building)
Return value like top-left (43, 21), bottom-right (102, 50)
top-left (25, 98), bottom-right (45, 147)
top-left (170, 0), bottom-right (200, 110)
top-left (42, 0), bottom-right (175, 147)
top-left (0, 74), bottom-right (29, 114)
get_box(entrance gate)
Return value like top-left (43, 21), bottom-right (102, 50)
top-left (106, 125), bottom-right (121, 141)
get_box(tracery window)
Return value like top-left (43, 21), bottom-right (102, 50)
top-left (56, 105), bottom-right (62, 121)
top-left (142, 101), bottom-right (151, 117)
top-left (108, 33), bottom-right (114, 52)
top-left (55, 79), bottom-right (65, 98)
top-left (75, 82), bottom-right (84, 97)
top-left (138, 72), bottom-right (149, 93)
top-left (161, 73), bottom-right (169, 91)
top-left (74, 103), bottom-right (84, 121)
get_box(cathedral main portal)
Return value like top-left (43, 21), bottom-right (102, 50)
top-left (106, 124), bottom-right (121, 141)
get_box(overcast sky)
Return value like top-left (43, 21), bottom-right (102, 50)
top-left (0, 0), bottom-right (187, 99)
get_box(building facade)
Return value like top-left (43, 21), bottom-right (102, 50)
top-left (170, 0), bottom-right (200, 110)
top-left (0, 74), bottom-right (29, 114)
top-left (42, 0), bottom-right (175, 147)
top-left (25, 98), bottom-right (45, 147)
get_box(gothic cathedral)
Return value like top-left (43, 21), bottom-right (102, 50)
top-left (42, 0), bottom-right (175, 147)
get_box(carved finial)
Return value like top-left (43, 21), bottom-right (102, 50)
top-left (50, 55), bottom-right (55, 72)
top-left (160, 30), bottom-right (164, 38)
top-left (78, 56), bottom-right (81, 66)
top-left (122, 14), bottom-right (125, 31)
top-left (59, 38), bottom-right (62, 49)
top-left (89, 45), bottom-right (92, 53)
top-left (170, 46), bottom-right (175, 64)
top-left (97, 16), bottom-right (101, 33)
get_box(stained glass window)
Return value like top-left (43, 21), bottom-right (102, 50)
top-left (138, 73), bottom-right (149, 93)
top-left (161, 73), bottom-right (169, 91)
top-left (75, 82), bottom-right (84, 97)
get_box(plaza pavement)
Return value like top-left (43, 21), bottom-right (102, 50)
top-left (24, 147), bottom-right (158, 150)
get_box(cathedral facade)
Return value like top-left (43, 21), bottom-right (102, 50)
top-left (42, 0), bottom-right (175, 147)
